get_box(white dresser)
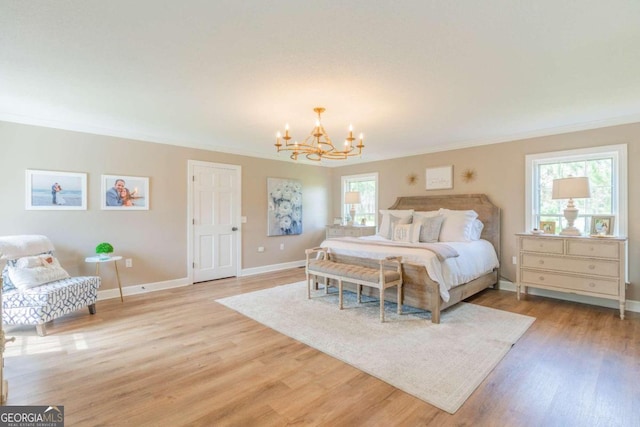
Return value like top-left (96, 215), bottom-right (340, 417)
top-left (516, 233), bottom-right (627, 319)
top-left (326, 225), bottom-right (376, 239)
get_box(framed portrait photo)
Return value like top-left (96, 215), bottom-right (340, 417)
top-left (25, 169), bottom-right (87, 210)
top-left (101, 175), bottom-right (149, 210)
top-left (591, 215), bottom-right (614, 236)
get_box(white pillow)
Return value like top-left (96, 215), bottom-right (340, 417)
top-left (438, 209), bottom-right (479, 242)
top-left (415, 214), bottom-right (445, 243)
top-left (392, 223), bottom-right (421, 243)
top-left (470, 219), bottom-right (484, 240)
top-left (413, 210), bottom-right (440, 218)
top-left (16, 254), bottom-right (54, 269)
top-left (377, 209), bottom-right (413, 239)
top-left (8, 256), bottom-right (70, 290)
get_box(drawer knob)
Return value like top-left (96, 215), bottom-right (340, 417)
top-left (589, 265), bottom-right (596, 270)
top-left (589, 247), bottom-right (595, 251)
top-left (589, 282), bottom-right (596, 288)
top-left (538, 260), bottom-right (544, 265)
top-left (539, 276), bottom-right (545, 281)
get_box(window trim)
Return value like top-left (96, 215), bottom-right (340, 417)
top-left (341, 172), bottom-right (379, 225)
top-left (525, 144), bottom-right (628, 236)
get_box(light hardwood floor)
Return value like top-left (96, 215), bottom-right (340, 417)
top-left (4, 268), bottom-right (639, 426)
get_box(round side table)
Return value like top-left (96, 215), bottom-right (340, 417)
top-left (85, 255), bottom-right (124, 302)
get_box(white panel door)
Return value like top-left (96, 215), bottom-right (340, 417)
top-left (192, 162), bottom-right (240, 282)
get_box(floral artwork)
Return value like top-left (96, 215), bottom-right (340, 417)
top-left (268, 178), bottom-right (302, 236)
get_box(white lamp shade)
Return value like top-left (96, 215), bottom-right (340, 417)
top-left (552, 177), bottom-right (591, 199)
top-left (344, 191), bottom-right (361, 204)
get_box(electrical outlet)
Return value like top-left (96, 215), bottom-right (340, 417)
top-left (280, 243), bottom-right (285, 250)
top-left (512, 256), bottom-right (517, 265)
top-left (258, 246), bottom-right (265, 252)
top-left (126, 258), bottom-right (133, 268)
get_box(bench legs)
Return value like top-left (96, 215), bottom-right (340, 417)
top-left (307, 274), bottom-right (330, 299)
top-left (31, 303), bottom-right (97, 336)
top-left (36, 323), bottom-right (46, 337)
top-left (359, 283), bottom-right (403, 323)
top-left (308, 272), bottom-right (404, 323)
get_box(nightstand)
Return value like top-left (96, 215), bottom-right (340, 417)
top-left (515, 233), bottom-right (627, 319)
top-left (326, 225), bottom-right (376, 239)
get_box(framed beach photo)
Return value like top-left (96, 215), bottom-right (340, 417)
top-left (591, 215), bottom-right (614, 236)
top-left (539, 221), bottom-right (556, 234)
top-left (101, 175), bottom-right (149, 210)
top-left (26, 169), bottom-right (87, 210)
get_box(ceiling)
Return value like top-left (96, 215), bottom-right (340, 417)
top-left (2, 1), bottom-right (640, 166)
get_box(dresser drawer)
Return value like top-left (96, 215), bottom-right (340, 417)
top-left (520, 269), bottom-right (619, 296)
top-left (566, 240), bottom-right (620, 259)
top-left (521, 254), bottom-right (620, 278)
top-left (521, 237), bottom-right (564, 254)
top-left (343, 229), bottom-right (361, 237)
top-left (326, 227), bottom-right (343, 237)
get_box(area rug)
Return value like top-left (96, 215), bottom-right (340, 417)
top-left (216, 281), bottom-right (535, 414)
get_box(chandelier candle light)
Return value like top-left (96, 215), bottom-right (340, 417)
top-left (275, 107), bottom-right (364, 161)
top-left (551, 176), bottom-right (591, 236)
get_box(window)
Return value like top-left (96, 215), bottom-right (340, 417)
top-left (341, 173), bottom-right (378, 226)
top-left (525, 144), bottom-right (627, 235)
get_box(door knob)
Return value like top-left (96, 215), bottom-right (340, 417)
top-left (232, 227), bottom-right (238, 231)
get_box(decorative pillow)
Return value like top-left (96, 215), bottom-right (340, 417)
top-left (16, 254), bottom-right (52, 268)
top-left (392, 223), bottom-right (421, 243)
top-left (415, 214), bottom-right (445, 243)
top-left (2, 263), bottom-right (17, 292)
top-left (470, 219), bottom-right (484, 240)
top-left (7, 255), bottom-right (70, 290)
top-left (377, 209), bottom-right (413, 239)
top-left (438, 209), bottom-right (479, 242)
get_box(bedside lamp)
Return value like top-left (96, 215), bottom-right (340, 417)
top-left (344, 191), bottom-right (361, 226)
top-left (552, 176), bottom-right (591, 236)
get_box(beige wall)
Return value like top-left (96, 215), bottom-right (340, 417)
top-left (0, 121), bottom-right (332, 290)
top-left (332, 123), bottom-right (640, 301)
top-left (2, 120), bottom-right (638, 302)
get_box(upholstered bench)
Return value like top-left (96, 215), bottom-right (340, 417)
top-left (1, 235), bottom-right (101, 336)
top-left (3, 276), bottom-right (100, 336)
top-left (305, 247), bottom-right (403, 322)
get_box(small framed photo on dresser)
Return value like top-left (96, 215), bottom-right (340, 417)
top-left (539, 221), bottom-right (556, 234)
top-left (591, 215), bottom-right (614, 236)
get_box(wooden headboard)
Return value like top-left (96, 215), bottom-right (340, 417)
top-left (388, 194), bottom-right (501, 257)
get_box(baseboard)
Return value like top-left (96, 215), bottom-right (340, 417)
top-left (96, 260), bottom-right (307, 300)
top-left (498, 279), bottom-right (640, 314)
top-left (97, 277), bottom-right (191, 301)
top-left (240, 260), bottom-right (305, 277)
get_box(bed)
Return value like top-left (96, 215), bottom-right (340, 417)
top-left (319, 194), bottom-right (501, 323)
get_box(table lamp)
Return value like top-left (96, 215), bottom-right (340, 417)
top-left (552, 176), bottom-right (591, 236)
top-left (344, 191), bottom-right (361, 226)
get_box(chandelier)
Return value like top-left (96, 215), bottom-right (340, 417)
top-left (275, 107), bottom-right (364, 161)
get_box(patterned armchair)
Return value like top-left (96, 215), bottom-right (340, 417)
top-left (1, 235), bottom-right (100, 336)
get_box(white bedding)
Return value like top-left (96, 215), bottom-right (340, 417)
top-left (320, 235), bottom-right (499, 302)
